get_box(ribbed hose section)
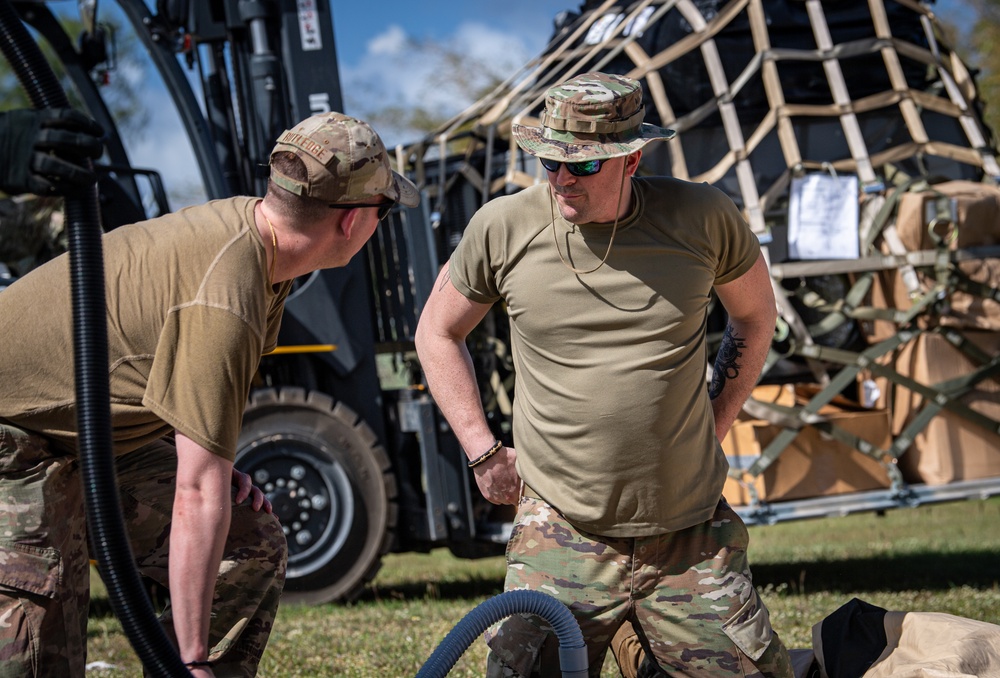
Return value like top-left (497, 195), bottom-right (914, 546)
top-left (0, 3), bottom-right (189, 676)
top-left (416, 589), bottom-right (589, 678)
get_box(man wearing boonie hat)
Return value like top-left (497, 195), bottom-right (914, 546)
top-left (0, 111), bottom-right (417, 676)
top-left (415, 73), bottom-right (791, 677)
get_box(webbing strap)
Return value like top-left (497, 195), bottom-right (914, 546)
top-left (862, 178), bottom-right (942, 303)
top-left (637, 0), bottom-right (747, 75)
top-left (434, 135), bottom-right (448, 218)
top-left (919, 13), bottom-right (1000, 178)
top-left (545, 0), bottom-right (663, 112)
top-left (737, 396), bottom-right (904, 490)
top-left (941, 327), bottom-right (994, 364)
top-left (807, 419), bottom-right (893, 466)
top-left (791, 271), bottom-right (874, 338)
top-left (522, 0), bottom-right (666, 125)
top-left (888, 398), bottom-right (941, 463)
top-left (540, 107), bottom-right (646, 135)
top-left (952, 273), bottom-right (1000, 304)
top-left (670, 0), bottom-right (767, 235)
top-left (863, 178), bottom-right (922, 252)
top-left (632, 42), bottom-right (689, 180)
top-left (593, 0), bottom-right (677, 78)
top-left (935, 355), bottom-right (1000, 404)
top-left (744, 332), bottom-right (911, 477)
top-left (741, 398), bottom-right (813, 431)
top-left (770, 245), bottom-right (1000, 280)
top-left (805, 0), bottom-right (880, 188)
top-left (481, 124), bottom-right (496, 202)
top-left (457, 0), bottom-right (1000, 199)
top-left (868, 0), bottom-right (930, 145)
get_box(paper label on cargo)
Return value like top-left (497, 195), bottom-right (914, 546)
top-left (788, 173), bottom-right (860, 260)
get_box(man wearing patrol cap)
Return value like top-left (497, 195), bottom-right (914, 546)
top-left (270, 113), bottom-right (418, 212)
top-left (0, 111), bottom-right (417, 677)
top-left (416, 73), bottom-right (791, 676)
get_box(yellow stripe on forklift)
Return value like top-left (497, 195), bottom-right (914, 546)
top-left (265, 344), bottom-right (338, 355)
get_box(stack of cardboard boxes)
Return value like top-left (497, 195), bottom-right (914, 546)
top-left (866, 181), bottom-right (1000, 487)
top-left (722, 384), bottom-right (892, 506)
top-left (872, 330), bottom-right (1000, 486)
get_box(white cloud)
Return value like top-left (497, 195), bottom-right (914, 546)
top-left (453, 23), bottom-right (532, 68)
top-left (340, 21), bottom-right (539, 147)
top-left (368, 25), bottom-right (408, 56)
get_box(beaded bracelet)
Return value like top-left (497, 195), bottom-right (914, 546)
top-left (467, 439), bottom-right (503, 468)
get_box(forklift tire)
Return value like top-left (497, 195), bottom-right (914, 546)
top-left (236, 387), bottom-right (397, 605)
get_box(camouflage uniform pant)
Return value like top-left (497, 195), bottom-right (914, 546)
top-left (0, 425), bottom-right (286, 678)
top-left (485, 495), bottom-right (793, 678)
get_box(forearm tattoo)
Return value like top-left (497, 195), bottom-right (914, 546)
top-left (710, 324), bottom-right (746, 399)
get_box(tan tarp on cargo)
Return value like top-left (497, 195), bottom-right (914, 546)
top-left (861, 612), bottom-right (1000, 678)
top-left (809, 600), bottom-right (1000, 678)
top-left (613, 599), bottom-right (1000, 678)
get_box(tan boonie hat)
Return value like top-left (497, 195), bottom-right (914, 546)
top-left (512, 72), bottom-right (675, 162)
top-left (270, 112), bottom-right (420, 208)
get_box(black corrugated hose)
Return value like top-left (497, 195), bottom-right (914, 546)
top-left (416, 589), bottom-right (589, 677)
top-left (0, 2), bottom-right (189, 675)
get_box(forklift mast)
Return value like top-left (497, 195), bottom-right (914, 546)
top-left (151, 0), bottom-right (346, 197)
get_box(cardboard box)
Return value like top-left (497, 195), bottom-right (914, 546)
top-left (883, 330), bottom-right (1000, 485)
top-left (862, 180), bottom-right (1000, 342)
top-left (723, 385), bottom-right (892, 505)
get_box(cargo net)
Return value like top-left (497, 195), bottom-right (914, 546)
top-left (401, 0), bottom-right (1000, 516)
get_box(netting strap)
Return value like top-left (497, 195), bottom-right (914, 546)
top-left (868, 0), bottom-right (930, 146)
top-left (738, 264), bottom-right (953, 486)
top-left (806, 0), bottom-right (881, 189)
top-left (918, 9), bottom-right (1000, 178)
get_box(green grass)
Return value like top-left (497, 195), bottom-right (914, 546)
top-left (85, 497), bottom-right (1000, 676)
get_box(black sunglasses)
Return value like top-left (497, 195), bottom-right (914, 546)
top-left (330, 199), bottom-right (396, 221)
top-left (538, 157), bottom-right (604, 177)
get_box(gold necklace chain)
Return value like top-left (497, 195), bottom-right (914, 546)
top-left (550, 161), bottom-right (628, 275)
top-left (263, 211), bottom-right (278, 286)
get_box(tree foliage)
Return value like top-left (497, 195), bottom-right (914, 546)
top-left (966, 0), bottom-right (1000, 142)
top-left (0, 11), bottom-right (150, 137)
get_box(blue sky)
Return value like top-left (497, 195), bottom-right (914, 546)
top-left (332, 0), bottom-right (575, 63)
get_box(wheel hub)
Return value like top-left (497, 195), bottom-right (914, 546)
top-left (237, 434), bottom-right (355, 578)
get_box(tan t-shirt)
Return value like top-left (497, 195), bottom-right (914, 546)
top-left (0, 196), bottom-right (291, 460)
top-left (449, 178), bottom-right (760, 536)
